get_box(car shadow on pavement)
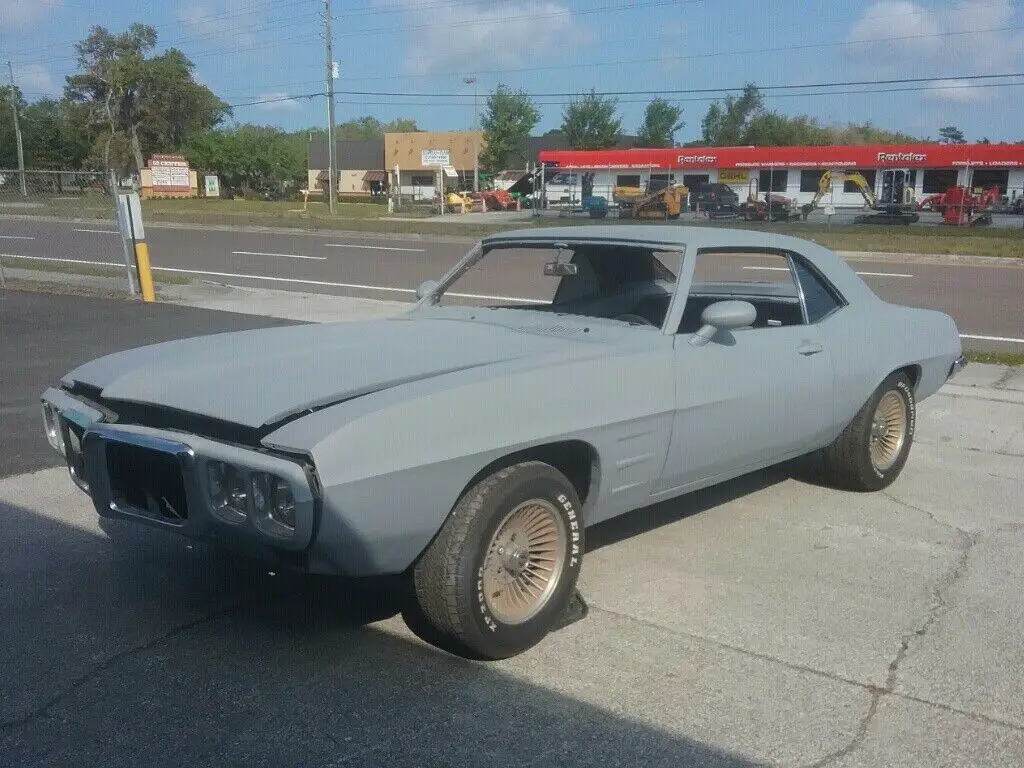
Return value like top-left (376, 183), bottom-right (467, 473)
top-left (1, 500), bottom-right (767, 768)
top-left (585, 463), bottom-right (793, 553)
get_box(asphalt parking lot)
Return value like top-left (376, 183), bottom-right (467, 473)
top-left (1, 288), bottom-right (1023, 766)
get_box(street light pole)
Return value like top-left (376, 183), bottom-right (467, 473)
top-left (464, 76), bottom-right (478, 192)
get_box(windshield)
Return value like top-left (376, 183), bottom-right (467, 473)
top-left (423, 241), bottom-right (682, 329)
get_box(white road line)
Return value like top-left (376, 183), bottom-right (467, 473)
top-left (0, 235), bottom-right (34, 240)
top-left (232, 250), bottom-right (326, 261)
top-left (743, 265), bottom-right (913, 278)
top-left (854, 270), bottom-right (915, 278)
top-left (74, 228), bottom-right (119, 234)
top-left (960, 333), bottom-right (1024, 344)
top-left (0, 254), bottom-right (545, 303)
top-left (324, 243), bottom-right (425, 252)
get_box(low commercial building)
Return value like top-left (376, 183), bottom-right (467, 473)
top-left (536, 143), bottom-right (1024, 209)
top-left (306, 138), bottom-right (386, 198)
top-left (307, 130), bottom-right (484, 200)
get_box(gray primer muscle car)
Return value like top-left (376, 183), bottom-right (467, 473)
top-left (40, 225), bottom-right (967, 660)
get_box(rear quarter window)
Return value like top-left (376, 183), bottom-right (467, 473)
top-left (792, 257), bottom-right (845, 323)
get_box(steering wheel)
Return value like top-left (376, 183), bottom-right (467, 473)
top-left (614, 313), bottom-right (656, 327)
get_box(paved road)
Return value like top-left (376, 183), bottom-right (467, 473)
top-left (2, 217), bottom-right (1023, 349)
top-left (1, 291), bottom-right (1022, 766)
top-left (0, 290), bottom-right (299, 479)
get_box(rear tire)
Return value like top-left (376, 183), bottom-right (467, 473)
top-left (820, 372), bottom-right (916, 491)
top-left (405, 461), bottom-right (584, 660)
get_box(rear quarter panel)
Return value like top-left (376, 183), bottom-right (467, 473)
top-left (819, 299), bottom-right (961, 432)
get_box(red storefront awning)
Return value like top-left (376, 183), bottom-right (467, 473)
top-left (537, 143), bottom-right (1024, 171)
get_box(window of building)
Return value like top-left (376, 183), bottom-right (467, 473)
top-left (758, 170), bottom-right (788, 192)
top-left (844, 170), bottom-right (875, 193)
top-left (921, 170), bottom-right (958, 193)
top-left (800, 170), bottom-right (827, 193)
top-left (970, 169), bottom-right (1009, 194)
top-left (410, 174), bottom-right (434, 186)
top-left (649, 173), bottom-right (672, 192)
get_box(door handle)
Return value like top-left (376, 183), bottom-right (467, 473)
top-left (797, 341), bottom-right (824, 356)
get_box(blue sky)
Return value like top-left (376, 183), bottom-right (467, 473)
top-left (3, 0), bottom-right (1023, 142)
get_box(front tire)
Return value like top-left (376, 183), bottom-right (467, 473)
top-left (820, 372), bottom-right (916, 491)
top-left (405, 461), bottom-right (584, 660)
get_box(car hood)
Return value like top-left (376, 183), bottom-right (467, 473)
top-left (62, 315), bottom-right (596, 430)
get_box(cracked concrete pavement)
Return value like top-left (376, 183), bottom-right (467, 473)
top-left (1, 287), bottom-right (1022, 766)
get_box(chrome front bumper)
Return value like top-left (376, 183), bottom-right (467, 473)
top-left (39, 387), bottom-right (319, 554)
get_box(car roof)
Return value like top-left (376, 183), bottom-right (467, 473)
top-left (479, 225), bottom-right (878, 304)
top-left (483, 224), bottom-right (809, 252)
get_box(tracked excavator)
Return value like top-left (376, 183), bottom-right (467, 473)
top-left (800, 169), bottom-right (920, 225)
top-left (851, 169), bottom-right (920, 225)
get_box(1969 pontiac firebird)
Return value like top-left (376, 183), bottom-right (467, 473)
top-left (40, 225), bottom-right (967, 660)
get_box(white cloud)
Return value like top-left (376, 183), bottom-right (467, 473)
top-left (13, 64), bottom-right (58, 97)
top-left (844, 0), bottom-right (1024, 103)
top-left (0, 0), bottom-right (58, 28)
top-left (393, 0), bottom-right (579, 75)
top-left (258, 92), bottom-right (302, 111)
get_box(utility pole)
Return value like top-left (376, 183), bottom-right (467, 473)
top-left (464, 76), bottom-right (478, 192)
top-left (324, 0), bottom-right (337, 214)
top-left (6, 62), bottom-right (27, 198)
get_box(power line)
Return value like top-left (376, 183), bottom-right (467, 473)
top-left (326, 72), bottom-right (1024, 100)
top-left (220, 73), bottom-right (1024, 109)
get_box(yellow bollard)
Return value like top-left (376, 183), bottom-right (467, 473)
top-left (133, 240), bottom-right (156, 302)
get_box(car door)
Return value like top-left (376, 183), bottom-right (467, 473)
top-left (651, 247), bottom-right (837, 495)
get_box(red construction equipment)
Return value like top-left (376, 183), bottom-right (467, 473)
top-left (922, 185), bottom-right (1000, 221)
top-left (940, 185), bottom-right (996, 226)
top-left (479, 189), bottom-right (518, 211)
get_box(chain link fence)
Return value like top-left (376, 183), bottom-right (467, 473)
top-left (0, 169), bottom-right (119, 222)
top-left (0, 169), bottom-right (137, 290)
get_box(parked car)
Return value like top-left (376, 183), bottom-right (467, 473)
top-left (40, 226), bottom-right (966, 660)
top-left (689, 182), bottom-right (740, 216)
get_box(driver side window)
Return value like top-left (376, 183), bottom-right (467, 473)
top-left (678, 248), bottom-right (805, 334)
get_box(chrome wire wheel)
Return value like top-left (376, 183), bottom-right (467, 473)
top-left (869, 390), bottom-right (907, 473)
top-left (481, 499), bottom-right (567, 626)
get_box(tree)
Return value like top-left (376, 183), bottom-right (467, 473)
top-left (637, 98), bottom-right (683, 148)
top-left (700, 84), bottom-right (763, 145)
top-left (479, 84), bottom-right (540, 171)
top-left (744, 112), bottom-right (832, 146)
top-left (185, 124), bottom-right (307, 190)
top-left (21, 99), bottom-right (93, 169)
top-left (938, 125), bottom-right (966, 144)
top-left (64, 24), bottom-right (229, 177)
top-left (318, 116), bottom-right (421, 141)
top-left (561, 89), bottom-right (622, 150)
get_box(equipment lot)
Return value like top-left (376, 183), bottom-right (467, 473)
top-left (1, 289), bottom-right (1023, 766)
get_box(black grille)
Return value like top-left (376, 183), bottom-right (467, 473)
top-left (105, 441), bottom-right (190, 525)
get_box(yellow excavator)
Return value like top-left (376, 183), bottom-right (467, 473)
top-left (801, 169), bottom-right (919, 224)
top-left (615, 182), bottom-right (688, 219)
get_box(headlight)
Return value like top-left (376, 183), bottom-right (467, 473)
top-left (251, 471), bottom-right (296, 530)
top-left (205, 462), bottom-right (297, 532)
top-left (41, 402), bottom-right (65, 455)
top-left (206, 460), bottom-right (248, 523)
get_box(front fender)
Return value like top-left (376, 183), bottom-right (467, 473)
top-left (264, 348), bottom-right (675, 576)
